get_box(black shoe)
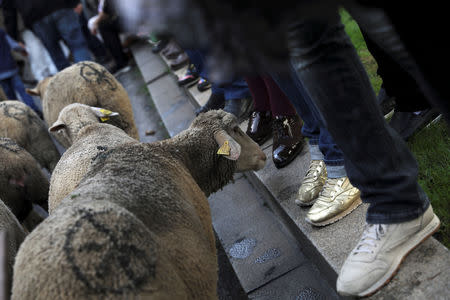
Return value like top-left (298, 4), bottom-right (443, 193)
top-left (377, 87), bottom-right (396, 116)
top-left (197, 77), bottom-right (212, 92)
top-left (389, 108), bottom-right (441, 140)
top-left (223, 98), bottom-right (254, 121)
top-left (246, 111), bottom-right (273, 145)
top-left (151, 39), bottom-right (169, 53)
top-left (195, 93), bottom-right (225, 116)
top-left (272, 115), bottom-right (305, 169)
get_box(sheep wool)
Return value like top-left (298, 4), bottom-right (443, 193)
top-left (0, 138), bottom-right (49, 221)
top-left (30, 61), bottom-right (139, 147)
top-left (0, 101), bottom-right (61, 172)
top-left (13, 199), bottom-right (188, 300)
top-left (0, 199), bottom-right (26, 288)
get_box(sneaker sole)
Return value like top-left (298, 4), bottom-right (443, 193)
top-left (340, 213), bottom-right (441, 297)
top-left (295, 198), bottom-right (317, 207)
top-left (306, 196), bottom-right (362, 227)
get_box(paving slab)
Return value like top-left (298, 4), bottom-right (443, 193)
top-left (131, 42), bottom-right (169, 84)
top-left (209, 177), bottom-right (317, 294)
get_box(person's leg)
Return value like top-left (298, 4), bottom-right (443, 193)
top-left (0, 78), bottom-right (16, 99)
top-left (54, 8), bottom-right (92, 63)
top-left (98, 18), bottom-right (127, 68)
top-left (32, 14), bottom-right (71, 70)
top-left (222, 78), bottom-right (253, 121)
top-left (288, 8), bottom-right (437, 296)
top-left (79, 13), bottom-right (108, 61)
top-left (10, 74), bottom-right (41, 113)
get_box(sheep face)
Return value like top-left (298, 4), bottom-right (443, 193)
top-left (49, 104), bottom-right (119, 146)
top-left (192, 110), bottom-right (266, 172)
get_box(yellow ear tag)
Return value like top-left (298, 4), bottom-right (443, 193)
top-left (99, 108), bottom-right (112, 122)
top-left (217, 140), bottom-right (231, 156)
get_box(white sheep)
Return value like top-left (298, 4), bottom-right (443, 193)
top-left (0, 138), bottom-right (49, 230)
top-left (13, 108), bottom-right (266, 299)
top-left (47, 103), bottom-right (137, 212)
top-left (26, 61), bottom-right (139, 148)
top-left (0, 100), bottom-right (61, 172)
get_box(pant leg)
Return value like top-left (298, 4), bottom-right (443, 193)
top-left (222, 78), bottom-right (251, 101)
top-left (262, 75), bottom-right (297, 116)
top-left (79, 13), bottom-right (108, 60)
top-left (32, 14), bottom-right (71, 70)
top-left (245, 76), bottom-right (271, 112)
top-left (10, 74), bottom-right (40, 112)
top-left (0, 78), bottom-right (16, 99)
top-left (288, 11), bottom-right (428, 224)
top-left (98, 18), bottom-right (127, 67)
top-left (271, 68), bottom-right (345, 177)
top-left (54, 8), bottom-right (92, 63)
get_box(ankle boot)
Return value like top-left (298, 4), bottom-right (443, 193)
top-left (272, 115), bottom-right (305, 169)
top-left (195, 93), bottom-right (225, 116)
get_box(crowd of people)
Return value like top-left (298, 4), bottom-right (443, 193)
top-left (0, 0), bottom-right (447, 298)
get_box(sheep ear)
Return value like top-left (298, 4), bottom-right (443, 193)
top-left (26, 87), bottom-right (40, 96)
top-left (90, 106), bottom-right (120, 122)
top-left (49, 121), bottom-right (66, 132)
top-left (214, 130), bottom-right (241, 161)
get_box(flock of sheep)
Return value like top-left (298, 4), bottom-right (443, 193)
top-left (0, 61), bottom-right (266, 299)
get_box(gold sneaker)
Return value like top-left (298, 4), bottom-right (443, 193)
top-left (295, 160), bottom-right (327, 206)
top-left (306, 177), bottom-right (361, 226)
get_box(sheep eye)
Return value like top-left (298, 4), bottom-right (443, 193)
top-left (233, 126), bottom-right (240, 133)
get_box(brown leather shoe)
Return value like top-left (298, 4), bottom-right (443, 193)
top-left (272, 115), bottom-right (305, 169)
top-left (246, 111), bottom-right (273, 145)
top-left (170, 53), bottom-right (189, 70)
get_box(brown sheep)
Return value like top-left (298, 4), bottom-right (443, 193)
top-left (0, 138), bottom-right (49, 227)
top-left (0, 101), bottom-right (61, 172)
top-left (13, 110), bottom-right (266, 299)
top-left (26, 61), bottom-right (139, 147)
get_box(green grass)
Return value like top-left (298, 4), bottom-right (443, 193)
top-left (341, 10), bottom-right (450, 248)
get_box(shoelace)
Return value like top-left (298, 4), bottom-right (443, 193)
top-left (317, 178), bottom-right (344, 202)
top-left (354, 224), bottom-right (387, 254)
top-left (303, 161), bottom-right (324, 183)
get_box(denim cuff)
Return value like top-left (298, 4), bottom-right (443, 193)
top-left (309, 144), bottom-right (324, 161)
top-left (326, 165), bottom-right (346, 178)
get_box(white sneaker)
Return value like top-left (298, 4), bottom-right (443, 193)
top-left (337, 205), bottom-right (440, 297)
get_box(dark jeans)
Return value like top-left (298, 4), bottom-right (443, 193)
top-left (287, 8), bottom-right (429, 224)
top-left (98, 17), bottom-right (127, 67)
top-left (0, 74), bottom-right (40, 112)
top-left (186, 49), bottom-right (250, 100)
top-left (32, 8), bottom-right (92, 70)
top-left (272, 69), bottom-right (346, 178)
top-left (79, 13), bottom-right (108, 61)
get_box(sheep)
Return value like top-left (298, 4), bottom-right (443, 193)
top-left (0, 100), bottom-right (61, 172)
top-left (13, 109), bottom-right (266, 299)
top-left (0, 199), bottom-right (27, 292)
top-left (0, 138), bottom-right (49, 229)
top-left (26, 61), bottom-right (139, 148)
top-left (47, 103), bottom-right (137, 213)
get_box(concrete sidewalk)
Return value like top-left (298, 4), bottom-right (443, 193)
top-left (131, 40), bottom-right (450, 299)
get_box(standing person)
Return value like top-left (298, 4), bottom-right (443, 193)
top-left (245, 75), bottom-right (305, 169)
top-left (2, 0), bottom-right (92, 71)
top-left (89, 0), bottom-right (130, 74)
top-left (0, 28), bottom-right (43, 117)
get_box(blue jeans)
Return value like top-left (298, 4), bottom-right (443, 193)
top-left (0, 74), bottom-right (40, 112)
top-left (272, 69), bottom-right (346, 178)
top-left (287, 10), bottom-right (429, 224)
top-left (33, 8), bottom-right (92, 70)
top-left (186, 49), bottom-right (250, 100)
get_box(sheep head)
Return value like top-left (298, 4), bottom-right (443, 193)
top-left (26, 76), bottom-right (53, 98)
top-left (49, 103), bottom-right (119, 146)
top-left (191, 110), bottom-right (266, 172)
